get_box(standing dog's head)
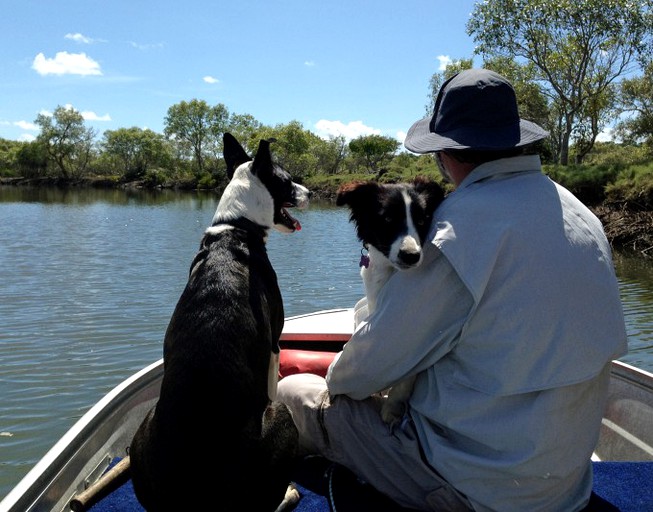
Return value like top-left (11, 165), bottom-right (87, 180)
top-left (210, 133), bottom-right (310, 234)
top-left (336, 177), bottom-right (445, 270)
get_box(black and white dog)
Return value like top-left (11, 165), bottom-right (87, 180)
top-left (336, 177), bottom-right (444, 423)
top-left (129, 133), bottom-right (310, 511)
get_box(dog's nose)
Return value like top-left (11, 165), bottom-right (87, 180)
top-left (398, 250), bottom-right (421, 266)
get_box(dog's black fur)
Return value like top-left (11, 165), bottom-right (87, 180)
top-left (129, 134), bottom-right (308, 511)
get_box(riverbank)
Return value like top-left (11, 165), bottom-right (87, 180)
top-left (593, 206), bottom-right (653, 258)
top-left (2, 175), bottom-right (652, 258)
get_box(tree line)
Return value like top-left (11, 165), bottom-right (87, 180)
top-left (1, 0), bottom-right (652, 186)
top-left (0, 102), bottom-right (404, 188)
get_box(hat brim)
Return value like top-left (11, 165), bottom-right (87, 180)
top-left (404, 116), bottom-right (549, 154)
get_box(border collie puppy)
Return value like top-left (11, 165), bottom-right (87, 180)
top-left (336, 177), bottom-right (445, 423)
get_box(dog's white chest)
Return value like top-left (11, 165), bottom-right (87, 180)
top-left (361, 254), bottom-right (397, 314)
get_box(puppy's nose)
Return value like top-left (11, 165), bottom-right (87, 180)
top-left (398, 250), bottom-right (421, 266)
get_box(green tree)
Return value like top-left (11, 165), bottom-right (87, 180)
top-left (258, 121), bottom-right (321, 179)
top-left (0, 138), bottom-right (23, 175)
top-left (616, 61), bottom-right (653, 152)
top-left (226, 113), bottom-right (263, 154)
top-left (572, 86), bottom-right (620, 163)
top-left (35, 106), bottom-right (96, 179)
top-left (164, 100), bottom-right (230, 174)
top-left (102, 127), bottom-right (168, 180)
top-left (348, 134), bottom-right (400, 175)
top-left (467, 0), bottom-right (653, 165)
top-left (16, 140), bottom-right (48, 178)
top-left (313, 135), bottom-right (348, 175)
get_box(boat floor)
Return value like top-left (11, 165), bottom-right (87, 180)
top-left (86, 457), bottom-right (653, 512)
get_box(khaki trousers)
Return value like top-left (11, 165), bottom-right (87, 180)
top-left (277, 373), bottom-right (472, 511)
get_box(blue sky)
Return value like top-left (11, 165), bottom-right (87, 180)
top-left (1, 0), bottom-right (480, 144)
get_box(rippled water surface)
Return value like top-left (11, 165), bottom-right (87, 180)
top-left (1, 186), bottom-right (651, 500)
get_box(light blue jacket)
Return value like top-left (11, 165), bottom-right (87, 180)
top-left (327, 155), bottom-right (628, 511)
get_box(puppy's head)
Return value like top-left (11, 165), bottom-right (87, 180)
top-left (215, 133), bottom-right (310, 233)
top-left (337, 177), bottom-right (444, 269)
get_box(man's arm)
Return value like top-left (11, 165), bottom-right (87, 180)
top-left (326, 247), bottom-right (473, 399)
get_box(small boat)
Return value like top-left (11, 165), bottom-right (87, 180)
top-left (1, 308), bottom-right (652, 512)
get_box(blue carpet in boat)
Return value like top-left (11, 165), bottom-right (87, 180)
top-left (591, 461), bottom-right (653, 511)
top-left (87, 458), bottom-right (653, 511)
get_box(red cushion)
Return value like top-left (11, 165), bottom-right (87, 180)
top-left (279, 349), bottom-right (337, 378)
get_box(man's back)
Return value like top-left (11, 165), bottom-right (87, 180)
top-left (414, 155), bottom-right (628, 511)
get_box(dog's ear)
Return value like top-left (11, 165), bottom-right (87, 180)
top-left (412, 177), bottom-right (446, 216)
top-left (336, 181), bottom-right (380, 207)
top-left (251, 139), bottom-right (273, 178)
top-left (413, 176), bottom-right (445, 203)
top-left (223, 133), bottom-right (252, 179)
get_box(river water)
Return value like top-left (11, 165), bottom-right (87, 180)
top-left (1, 186), bottom-right (652, 500)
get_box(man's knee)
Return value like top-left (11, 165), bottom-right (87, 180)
top-left (278, 373), bottom-right (328, 408)
top-left (277, 373), bottom-right (331, 455)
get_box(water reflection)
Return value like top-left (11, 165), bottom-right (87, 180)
top-left (613, 251), bottom-right (653, 370)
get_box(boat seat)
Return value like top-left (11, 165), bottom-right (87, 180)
top-left (279, 349), bottom-right (336, 378)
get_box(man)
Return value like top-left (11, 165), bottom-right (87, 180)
top-left (278, 69), bottom-right (627, 511)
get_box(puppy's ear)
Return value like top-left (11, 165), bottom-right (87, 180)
top-left (336, 181), bottom-right (379, 206)
top-left (223, 133), bottom-right (252, 179)
top-left (413, 176), bottom-right (445, 204)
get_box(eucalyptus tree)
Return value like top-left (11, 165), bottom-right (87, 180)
top-left (35, 105), bottom-right (97, 179)
top-left (164, 99), bottom-right (230, 174)
top-left (348, 134), bottom-right (400, 175)
top-left (102, 127), bottom-right (169, 180)
top-left (226, 113), bottom-right (263, 155)
top-left (313, 135), bottom-right (348, 175)
top-left (16, 141), bottom-right (48, 178)
top-left (467, 0), bottom-right (653, 164)
top-left (616, 61), bottom-right (653, 150)
top-left (0, 138), bottom-right (23, 175)
top-left (257, 120), bottom-right (322, 179)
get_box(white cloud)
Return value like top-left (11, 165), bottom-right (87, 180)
top-left (596, 126), bottom-right (616, 142)
top-left (396, 130), bottom-right (407, 144)
top-left (14, 120), bottom-right (38, 131)
top-left (81, 110), bottom-right (111, 122)
top-left (32, 51), bottom-right (102, 76)
top-left (203, 75), bottom-right (219, 84)
top-left (65, 33), bottom-right (93, 44)
top-left (129, 41), bottom-right (164, 51)
top-left (38, 105), bottom-right (110, 122)
top-left (437, 55), bottom-right (452, 71)
top-left (304, 60), bottom-right (316, 67)
top-left (314, 120), bottom-right (381, 141)
top-left (19, 133), bottom-right (36, 142)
